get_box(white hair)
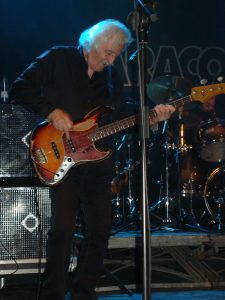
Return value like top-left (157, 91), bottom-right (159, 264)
top-left (79, 19), bottom-right (133, 53)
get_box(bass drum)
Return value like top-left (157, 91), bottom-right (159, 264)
top-left (203, 166), bottom-right (225, 225)
top-left (198, 118), bottom-right (225, 162)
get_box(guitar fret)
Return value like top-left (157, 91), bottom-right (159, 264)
top-left (89, 116), bottom-right (136, 142)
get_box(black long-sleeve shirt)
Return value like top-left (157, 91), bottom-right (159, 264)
top-left (10, 46), bottom-right (125, 120)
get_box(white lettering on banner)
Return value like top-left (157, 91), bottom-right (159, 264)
top-left (178, 46), bottom-right (202, 78)
top-left (151, 46), bottom-right (183, 79)
top-left (119, 46), bottom-right (225, 86)
top-left (197, 47), bottom-right (225, 79)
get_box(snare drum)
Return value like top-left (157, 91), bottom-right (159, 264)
top-left (198, 118), bottom-right (225, 162)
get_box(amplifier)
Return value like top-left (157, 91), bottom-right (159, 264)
top-left (0, 187), bottom-right (50, 274)
top-left (0, 104), bottom-right (42, 177)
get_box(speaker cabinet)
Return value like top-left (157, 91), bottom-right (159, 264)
top-left (0, 104), bottom-right (42, 178)
top-left (0, 187), bottom-right (50, 274)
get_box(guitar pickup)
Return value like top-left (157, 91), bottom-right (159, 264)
top-left (35, 148), bottom-right (47, 164)
top-left (51, 142), bottom-right (61, 159)
top-left (67, 139), bottom-right (76, 152)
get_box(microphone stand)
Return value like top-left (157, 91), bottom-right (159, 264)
top-left (128, 1), bottom-right (158, 299)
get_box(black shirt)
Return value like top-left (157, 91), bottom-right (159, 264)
top-left (10, 46), bottom-right (125, 120)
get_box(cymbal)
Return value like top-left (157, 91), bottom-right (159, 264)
top-left (147, 75), bottom-right (193, 104)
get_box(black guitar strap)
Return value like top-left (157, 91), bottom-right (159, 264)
top-left (107, 65), bottom-right (120, 148)
top-left (107, 65), bottom-right (115, 110)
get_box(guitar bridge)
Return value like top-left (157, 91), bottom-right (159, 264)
top-left (35, 148), bottom-right (47, 164)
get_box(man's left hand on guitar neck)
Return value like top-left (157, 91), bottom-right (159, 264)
top-left (150, 104), bottom-right (175, 125)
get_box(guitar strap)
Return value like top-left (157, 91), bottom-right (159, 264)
top-left (107, 66), bottom-right (119, 148)
top-left (107, 65), bottom-right (115, 111)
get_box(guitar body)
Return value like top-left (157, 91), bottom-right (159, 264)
top-left (30, 106), bottom-right (111, 185)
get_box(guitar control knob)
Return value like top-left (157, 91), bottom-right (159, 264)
top-left (67, 158), bottom-right (72, 162)
top-left (217, 76), bottom-right (224, 83)
top-left (200, 78), bottom-right (208, 85)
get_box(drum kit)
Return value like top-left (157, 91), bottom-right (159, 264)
top-left (111, 75), bottom-right (225, 232)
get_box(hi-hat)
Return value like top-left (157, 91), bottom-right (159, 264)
top-left (147, 75), bottom-right (193, 104)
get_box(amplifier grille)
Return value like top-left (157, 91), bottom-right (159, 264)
top-left (0, 187), bottom-right (50, 261)
top-left (0, 104), bottom-right (42, 177)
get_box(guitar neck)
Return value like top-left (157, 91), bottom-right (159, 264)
top-left (89, 94), bottom-right (192, 142)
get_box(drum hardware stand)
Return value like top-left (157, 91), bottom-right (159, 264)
top-left (175, 107), bottom-right (193, 227)
top-left (125, 139), bottom-right (137, 219)
top-left (111, 140), bottom-right (139, 235)
top-left (175, 107), bottom-right (204, 230)
top-left (112, 136), bottom-right (133, 227)
top-left (181, 195), bottom-right (211, 233)
top-left (150, 120), bottom-right (178, 227)
top-left (111, 160), bottom-right (124, 227)
top-left (213, 199), bottom-right (223, 231)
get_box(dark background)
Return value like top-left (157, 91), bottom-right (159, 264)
top-left (0, 0), bottom-right (224, 85)
top-left (0, 1), bottom-right (225, 290)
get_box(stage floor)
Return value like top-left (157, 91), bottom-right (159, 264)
top-left (1, 228), bottom-right (225, 299)
top-left (1, 285), bottom-right (225, 300)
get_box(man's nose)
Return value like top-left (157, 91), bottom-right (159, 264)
top-left (107, 54), bottom-right (116, 65)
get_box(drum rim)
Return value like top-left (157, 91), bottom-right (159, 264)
top-left (203, 166), bottom-right (225, 223)
top-left (198, 117), bottom-right (225, 128)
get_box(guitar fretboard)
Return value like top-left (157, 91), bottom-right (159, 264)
top-left (88, 94), bottom-right (192, 142)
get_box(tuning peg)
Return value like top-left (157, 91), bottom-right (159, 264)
top-left (217, 76), bottom-right (224, 83)
top-left (200, 78), bottom-right (208, 85)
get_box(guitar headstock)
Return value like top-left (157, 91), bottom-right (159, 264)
top-left (191, 82), bottom-right (225, 103)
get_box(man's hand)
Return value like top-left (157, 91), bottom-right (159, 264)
top-left (47, 108), bottom-right (73, 139)
top-left (150, 104), bottom-right (175, 125)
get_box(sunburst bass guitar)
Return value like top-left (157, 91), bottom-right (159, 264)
top-left (30, 82), bottom-right (225, 186)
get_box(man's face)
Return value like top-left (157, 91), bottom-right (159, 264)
top-left (87, 38), bottom-right (124, 72)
